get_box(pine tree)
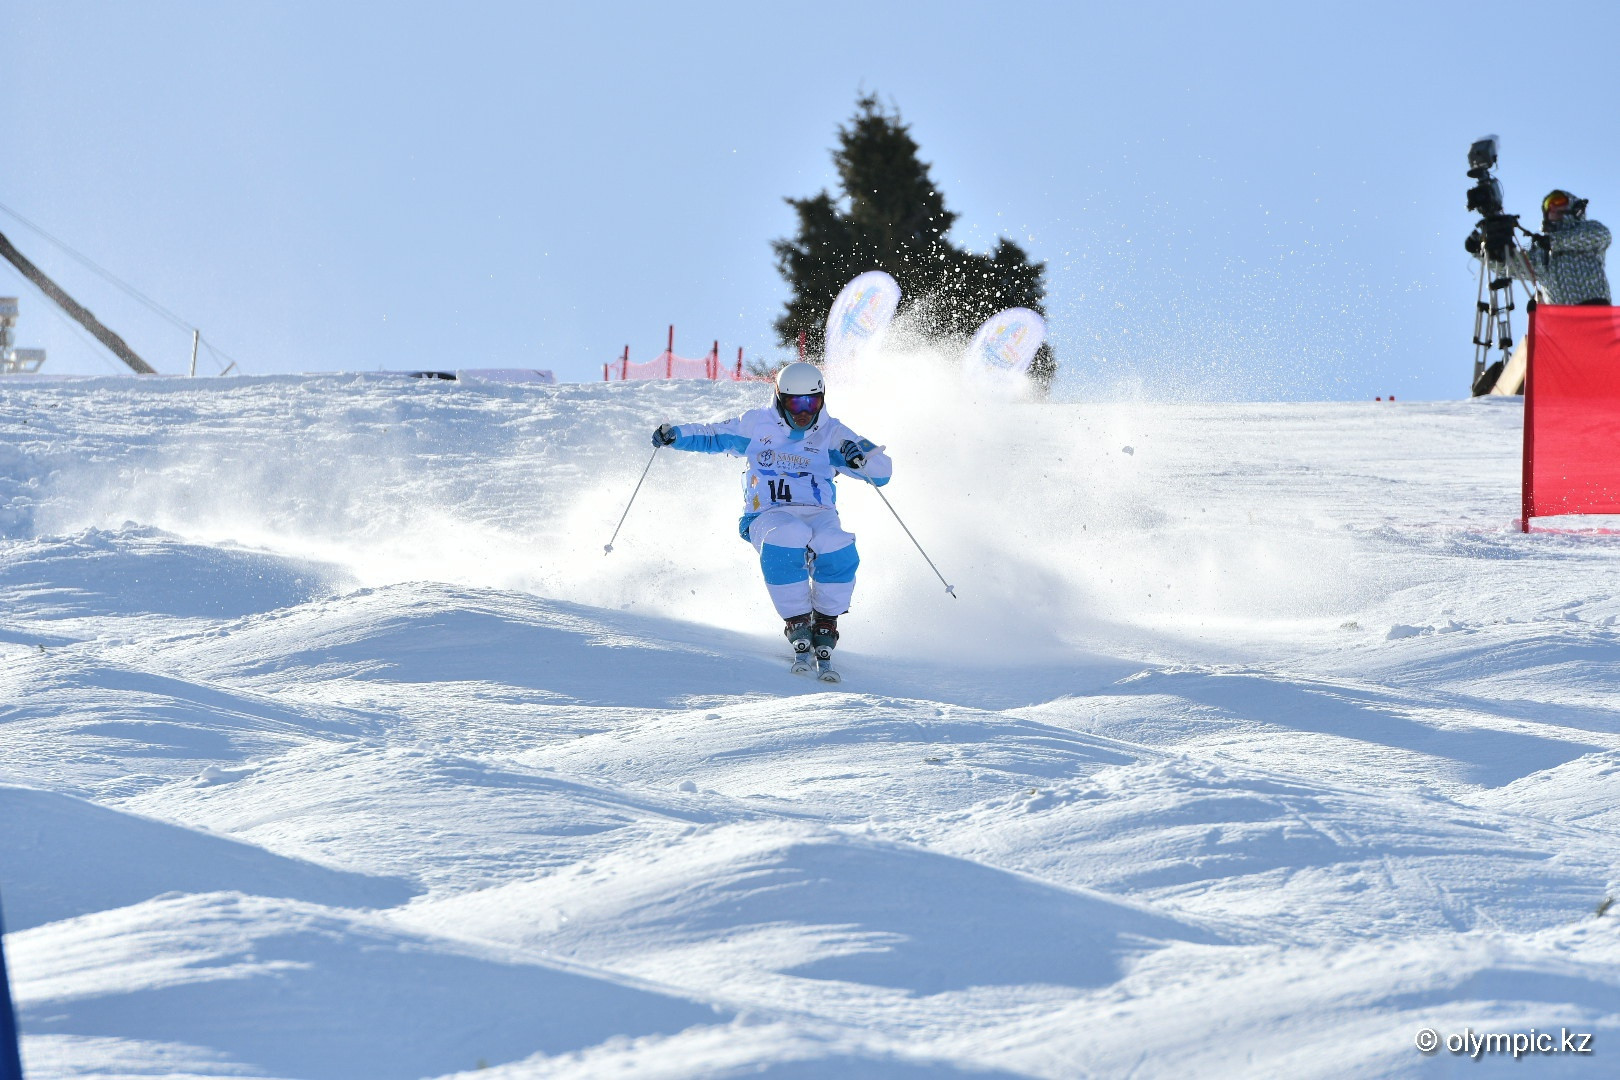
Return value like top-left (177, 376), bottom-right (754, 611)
top-left (773, 95), bottom-right (1056, 392)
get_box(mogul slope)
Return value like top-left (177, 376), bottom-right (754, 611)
top-left (0, 371), bottom-right (1616, 1078)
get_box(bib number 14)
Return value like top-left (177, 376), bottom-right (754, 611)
top-left (768, 479), bottom-right (794, 503)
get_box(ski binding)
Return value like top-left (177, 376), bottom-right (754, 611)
top-left (814, 644), bottom-right (841, 683)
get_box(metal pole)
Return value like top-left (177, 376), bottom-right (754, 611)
top-left (604, 446), bottom-right (662, 555)
top-left (0, 229), bottom-right (156, 374)
top-left (871, 485), bottom-right (956, 597)
top-left (1522, 303), bottom-right (1537, 533)
top-left (0, 891), bottom-right (24, 1080)
top-left (188, 329), bottom-right (200, 377)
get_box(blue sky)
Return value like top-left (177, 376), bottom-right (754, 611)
top-left (6, 0), bottom-right (1618, 399)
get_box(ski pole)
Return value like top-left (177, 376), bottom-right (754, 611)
top-left (603, 446), bottom-right (661, 555)
top-left (871, 485), bottom-right (956, 598)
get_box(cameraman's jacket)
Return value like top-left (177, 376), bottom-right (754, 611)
top-left (1488, 217), bottom-right (1612, 304)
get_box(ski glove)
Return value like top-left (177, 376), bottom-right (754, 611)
top-left (652, 423), bottom-right (677, 447)
top-left (838, 439), bottom-right (866, 470)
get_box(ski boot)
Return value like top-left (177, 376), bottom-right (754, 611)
top-left (812, 612), bottom-right (842, 683)
top-left (784, 613), bottom-right (815, 676)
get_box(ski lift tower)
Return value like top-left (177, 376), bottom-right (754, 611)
top-left (0, 297), bottom-right (46, 374)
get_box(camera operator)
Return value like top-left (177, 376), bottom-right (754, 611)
top-left (1468, 189), bottom-right (1610, 306)
top-left (1467, 190), bottom-right (1610, 393)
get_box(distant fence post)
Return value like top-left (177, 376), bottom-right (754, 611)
top-left (0, 891), bottom-right (23, 1080)
top-left (736, 346), bottom-right (743, 380)
top-left (621, 345), bottom-right (629, 381)
top-left (666, 326), bottom-right (674, 379)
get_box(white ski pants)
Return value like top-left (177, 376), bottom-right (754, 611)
top-left (748, 507), bottom-right (860, 619)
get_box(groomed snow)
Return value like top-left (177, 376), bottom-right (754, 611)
top-left (1, 369), bottom-right (1617, 1078)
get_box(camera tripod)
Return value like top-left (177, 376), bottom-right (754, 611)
top-left (1471, 243), bottom-right (1532, 394)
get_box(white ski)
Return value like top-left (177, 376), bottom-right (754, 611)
top-left (814, 643), bottom-right (842, 683)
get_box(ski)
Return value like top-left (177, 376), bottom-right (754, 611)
top-left (814, 640), bottom-right (841, 683)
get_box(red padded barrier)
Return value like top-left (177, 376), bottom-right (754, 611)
top-left (1523, 304), bottom-right (1620, 529)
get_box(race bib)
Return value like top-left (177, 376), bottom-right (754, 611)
top-left (746, 469), bottom-right (828, 511)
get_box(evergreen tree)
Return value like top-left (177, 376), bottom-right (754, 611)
top-left (773, 95), bottom-right (1056, 392)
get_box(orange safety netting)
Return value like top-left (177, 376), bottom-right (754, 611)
top-left (608, 350), bottom-right (742, 381)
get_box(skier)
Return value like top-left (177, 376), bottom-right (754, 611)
top-left (652, 362), bottom-right (892, 681)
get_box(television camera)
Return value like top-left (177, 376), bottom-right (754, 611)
top-left (1464, 136), bottom-right (1531, 394)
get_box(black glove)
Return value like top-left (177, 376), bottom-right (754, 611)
top-left (1464, 231), bottom-right (1483, 256)
top-left (839, 439), bottom-right (865, 470)
top-left (652, 423), bottom-right (677, 447)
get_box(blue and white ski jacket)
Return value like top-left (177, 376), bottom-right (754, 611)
top-left (666, 407), bottom-right (892, 531)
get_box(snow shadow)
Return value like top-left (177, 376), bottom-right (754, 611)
top-left (531, 826), bottom-right (1217, 996)
top-left (136, 744), bottom-right (736, 889)
top-left (1116, 671), bottom-right (1599, 786)
top-left (0, 528), bottom-right (346, 620)
top-left (774, 841), bottom-right (1218, 997)
top-left (174, 586), bottom-right (833, 708)
top-left (0, 786), bottom-right (415, 930)
top-left (851, 652), bottom-right (1144, 712)
top-left (733, 1058), bottom-right (1031, 1079)
top-left (13, 893), bottom-right (720, 1080)
top-left (165, 582), bottom-right (1145, 713)
top-left (1380, 963), bottom-right (1620, 1016)
top-left (1, 658), bottom-right (379, 777)
top-left (995, 760), bottom-right (1617, 937)
top-left (1385, 633), bottom-right (1620, 738)
top-left (772, 841), bottom-right (1215, 993)
top-left (0, 624), bottom-right (78, 648)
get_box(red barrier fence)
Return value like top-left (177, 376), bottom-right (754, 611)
top-left (604, 326), bottom-right (747, 382)
top-left (1522, 304), bottom-right (1620, 530)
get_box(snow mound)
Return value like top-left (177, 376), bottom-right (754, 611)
top-left (2, 376), bottom-right (1618, 1077)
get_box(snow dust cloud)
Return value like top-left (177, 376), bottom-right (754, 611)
top-left (19, 368), bottom-right (1394, 664)
top-left (817, 321), bottom-right (1387, 660)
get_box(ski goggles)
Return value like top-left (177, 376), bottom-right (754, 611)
top-left (780, 393), bottom-right (823, 413)
top-left (1543, 191), bottom-right (1572, 214)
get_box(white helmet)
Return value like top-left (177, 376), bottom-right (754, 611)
top-left (774, 362), bottom-right (826, 428)
top-left (775, 361), bottom-right (825, 395)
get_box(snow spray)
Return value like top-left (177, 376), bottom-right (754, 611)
top-left (21, 370), bottom-right (1385, 663)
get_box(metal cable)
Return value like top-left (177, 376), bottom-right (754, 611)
top-left (0, 199), bottom-right (246, 374)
